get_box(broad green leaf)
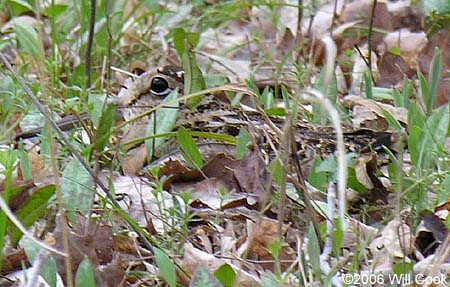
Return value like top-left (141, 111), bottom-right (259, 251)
top-left (40, 256), bottom-right (57, 287)
top-left (408, 125), bottom-right (422, 166)
top-left (261, 270), bottom-right (280, 287)
top-left (7, 0), bottom-right (34, 14)
top-left (22, 238), bottom-right (57, 287)
top-left (214, 264), bottom-right (236, 287)
top-left (204, 74), bottom-right (227, 88)
top-left (393, 261), bottom-right (413, 276)
top-left (312, 68), bottom-right (337, 123)
top-left (142, 0), bottom-right (160, 10)
top-left (43, 3), bottom-right (69, 18)
top-left (266, 239), bottom-right (281, 259)
top-left (146, 89), bottom-right (179, 160)
top-left (18, 144), bottom-right (31, 180)
top-left (88, 93), bottom-right (108, 127)
top-left (407, 102), bottom-right (425, 130)
top-left (347, 167), bottom-right (365, 193)
top-left (416, 105), bottom-right (449, 170)
top-left (190, 266), bottom-right (222, 287)
top-left (182, 40), bottom-right (206, 108)
top-left (235, 128), bottom-right (250, 160)
top-left (437, 175), bottom-right (450, 205)
top-left (94, 103), bottom-right (115, 151)
top-left (308, 157), bottom-right (327, 191)
top-left (264, 108), bottom-right (286, 116)
top-left (316, 155), bottom-right (337, 173)
top-left (423, 0), bottom-right (450, 15)
top-left (172, 28), bottom-right (199, 58)
top-left (0, 150), bottom-right (18, 272)
top-left (153, 247), bottom-right (176, 287)
top-left (75, 257), bottom-right (95, 287)
top-left (388, 46), bottom-right (401, 56)
top-left (0, 149), bottom-right (19, 172)
top-left (9, 185), bottom-right (55, 246)
top-left (268, 155), bottom-right (283, 186)
top-left (260, 86), bottom-right (273, 109)
top-left (61, 157), bottom-right (93, 221)
top-left (157, 4), bottom-right (193, 29)
top-left (245, 77), bottom-right (260, 96)
top-left (177, 127), bottom-right (203, 169)
top-left (12, 19), bottom-right (40, 57)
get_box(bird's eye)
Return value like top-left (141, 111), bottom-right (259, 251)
top-left (150, 77), bottom-right (170, 96)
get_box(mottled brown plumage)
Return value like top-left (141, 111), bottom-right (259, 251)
top-left (117, 66), bottom-right (392, 175)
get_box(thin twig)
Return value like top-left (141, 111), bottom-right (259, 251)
top-left (367, 0), bottom-right (377, 84)
top-left (85, 0), bottom-right (96, 88)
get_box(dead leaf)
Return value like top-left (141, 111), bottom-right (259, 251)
top-left (378, 51), bottom-right (416, 88)
top-left (237, 217), bottom-right (295, 272)
top-left (178, 242), bottom-right (260, 286)
top-left (111, 175), bottom-right (174, 234)
top-left (420, 210), bottom-right (449, 243)
top-left (342, 95), bottom-right (408, 129)
top-left (369, 218), bottom-right (413, 273)
top-left (378, 29), bottom-right (427, 68)
top-left (340, 0), bottom-right (393, 50)
top-left (53, 214), bottom-right (116, 286)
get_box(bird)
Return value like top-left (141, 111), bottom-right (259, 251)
top-left (115, 66), bottom-right (393, 175)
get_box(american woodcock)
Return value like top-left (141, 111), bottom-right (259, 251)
top-left (117, 66), bottom-right (393, 175)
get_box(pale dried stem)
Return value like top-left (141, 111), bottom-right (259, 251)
top-left (301, 89), bottom-right (347, 229)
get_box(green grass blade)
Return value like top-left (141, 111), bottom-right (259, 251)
top-left (426, 47), bottom-right (442, 113)
top-left (418, 71), bottom-right (429, 114)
